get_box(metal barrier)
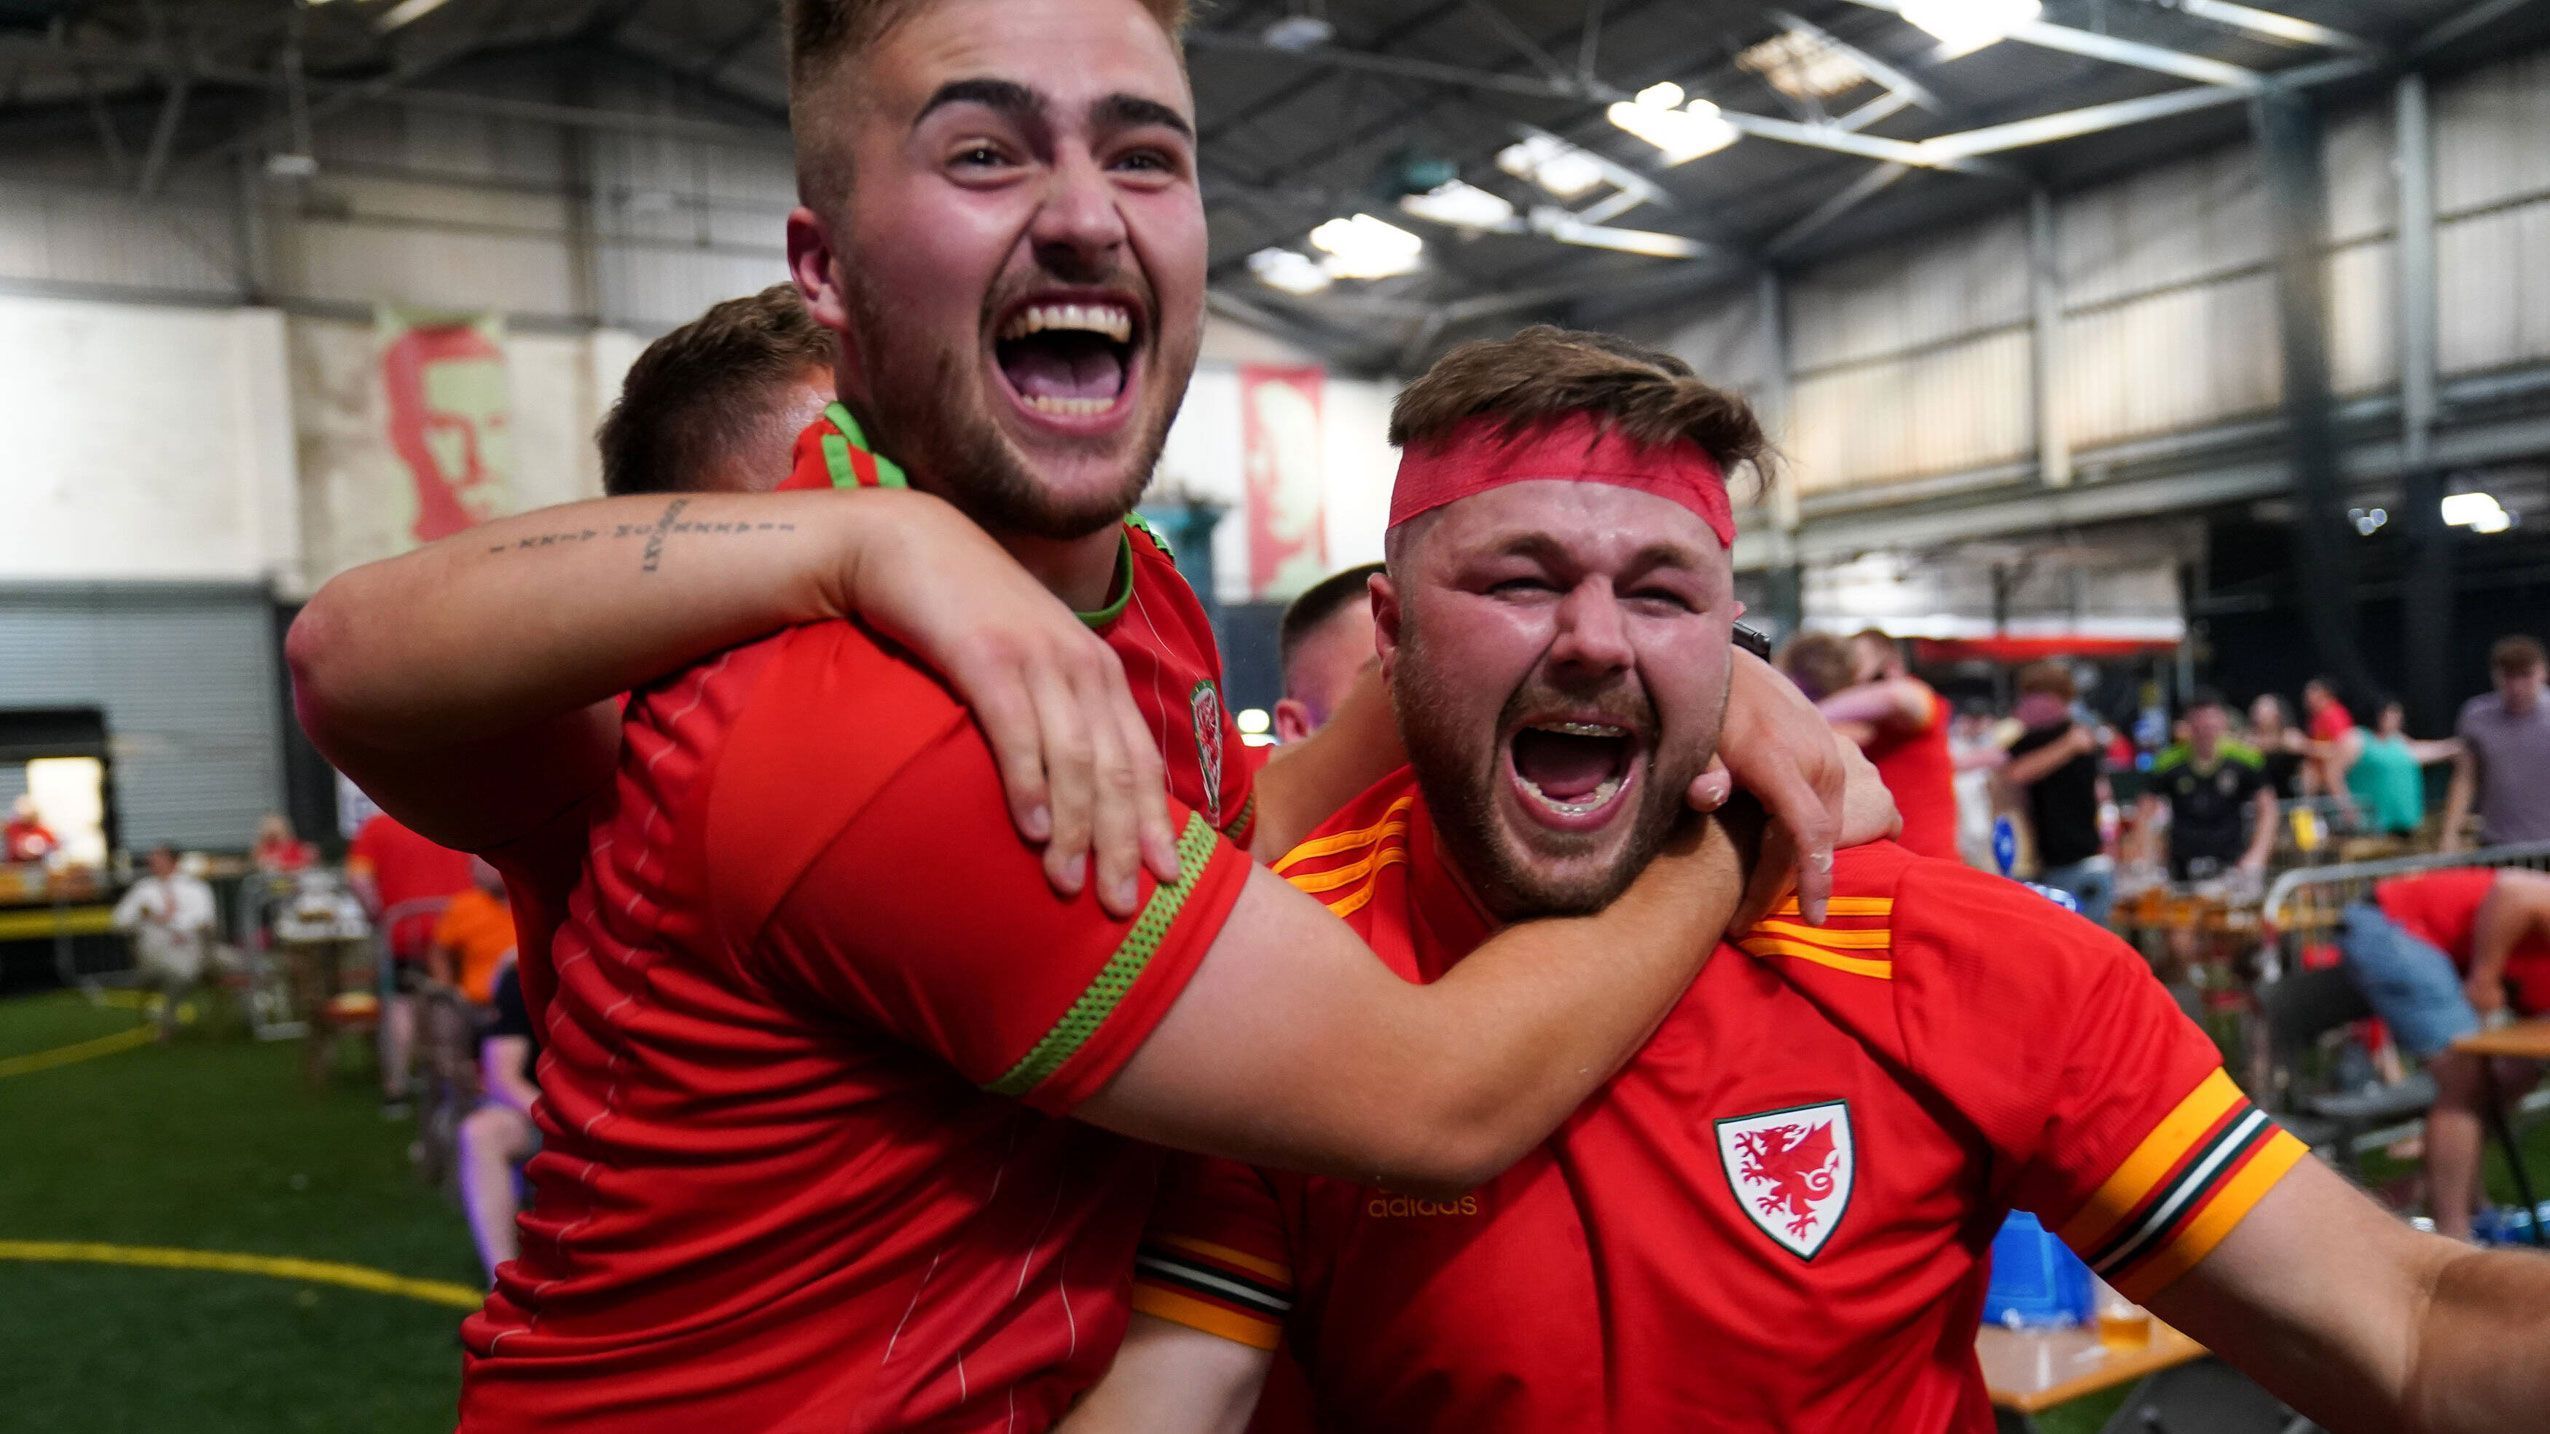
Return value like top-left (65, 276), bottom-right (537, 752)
top-left (2260, 840), bottom-right (2550, 962)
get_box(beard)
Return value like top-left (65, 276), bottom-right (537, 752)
top-left (1391, 615), bottom-right (1707, 923)
top-left (841, 267), bottom-right (1185, 543)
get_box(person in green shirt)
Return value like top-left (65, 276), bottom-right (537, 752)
top-left (2344, 700), bottom-right (2462, 838)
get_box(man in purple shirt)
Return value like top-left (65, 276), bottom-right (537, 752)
top-left (2443, 635), bottom-right (2550, 851)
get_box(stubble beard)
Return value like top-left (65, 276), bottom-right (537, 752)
top-left (843, 272), bottom-right (1181, 542)
top-left (1390, 616), bottom-right (1700, 923)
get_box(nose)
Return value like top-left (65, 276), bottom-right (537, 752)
top-left (1548, 580), bottom-right (1633, 679)
top-left (1030, 148), bottom-right (1129, 282)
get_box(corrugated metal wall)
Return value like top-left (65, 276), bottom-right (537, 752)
top-left (0, 587), bottom-right (283, 850)
top-left (2435, 49), bottom-right (2550, 377)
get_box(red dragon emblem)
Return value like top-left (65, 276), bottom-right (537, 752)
top-left (1737, 1122), bottom-right (1840, 1239)
top-left (1717, 1101), bottom-right (1854, 1259)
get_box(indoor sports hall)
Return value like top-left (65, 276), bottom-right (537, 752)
top-left (4, 2), bottom-right (2549, 1431)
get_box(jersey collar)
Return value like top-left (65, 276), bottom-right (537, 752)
top-left (782, 405), bottom-right (1134, 629)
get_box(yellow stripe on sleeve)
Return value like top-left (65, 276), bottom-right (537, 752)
top-left (1324, 847), bottom-right (1409, 919)
top-left (1745, 919), bottom-right (1897, 951)
top-left (2109, 1129), bottom-right (2310, 1303)
top-left (1155, 1234), bottom-right (1292, 1286)
top-left (1274, 796), bottom-right (1417, 873)
top-left (1735, 936), bottom-right (1893, 980)
top-left (2054, 1070), bottom-right (2246, 1251)
top-left (1771, 896), bottom-right (1894, 919)
top-left (1130, 1285), bottom-right (1286, 1349)
top-left (1283, 826), bottom-right (1411, 893)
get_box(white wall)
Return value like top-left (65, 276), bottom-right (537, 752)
top-left (0, 293), bottom-right (298, 584)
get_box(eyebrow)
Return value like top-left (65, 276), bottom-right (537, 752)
top-left (915, 78), bottom-right (1045, 129)
top-left (1095, 93), bottom-right (1194, 141)
top-left (1482, 531), bottom-right (1709, 576)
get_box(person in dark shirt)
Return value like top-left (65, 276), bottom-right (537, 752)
top-left (458, 959), bottom-right (540, 1281)
top-left (2001, 662), bottom-right (2112, 925)
top-left (2135, 690), bottom-right (2277, 884)
top-left (2248, 694), bottom-right (2306, 800)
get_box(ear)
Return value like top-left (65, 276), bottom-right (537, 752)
top-left (787, 206), bottom-right (861, 392)
top-left (1371, 571), bottom-right (1404, 682)
top-left (1273, 699), bottom-right (1315, 745)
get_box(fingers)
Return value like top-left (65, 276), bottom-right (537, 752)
top-left (1074, 660), bottom-right (1148, 921)
top-left (1102, 659), bottom-right (1184, 885)
top-left (1751, 761), bottom-right (1838, 926)
top-left (963, 642), bottom-right (1054, 847)
top-left (1736, 825), bottom-right (1796, 932)
top-left (1687, 760), bottom-right (1733, 813)
top-left (1027, 661), bottom-right (1096, 905)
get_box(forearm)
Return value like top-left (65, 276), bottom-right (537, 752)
top-left (2001, 739), bottom-right (2081, 789)
top-left (1816, 683), bottom-right (1915, 729)
top-left (1253, 666), bottom-right (1402, 861)
top-left (2242, 795), bottom-right (2279, 866)
top-left (290, 491), bottom-right (880, 755)
top-left (2441, 765), bottom-right (2475, 847)
top-left (1057, 1316), bottom-right (1270, 1434)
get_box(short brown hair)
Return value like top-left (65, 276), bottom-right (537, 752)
top-left (1777, 632), bottom-right (1857, 703)
top-left (787, 0), bottom-right (1192, 210)
top-left (1389, 326), bottom-right (1770, 488)
top-left (2016, 661), bottom-right (2076, 702)
top-left (2493, 634), bottom-right (2547, 676)
top-left (597, 285), bottom-right (836, 497)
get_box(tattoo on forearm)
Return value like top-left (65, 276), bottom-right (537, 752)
top-left (479, 498), bottom-right (798, 573)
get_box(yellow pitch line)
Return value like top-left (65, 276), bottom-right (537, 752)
top-left (0, 1241), bottom-right (484, 1311)
top-left (0, 1024), bottom-right (155, 1078)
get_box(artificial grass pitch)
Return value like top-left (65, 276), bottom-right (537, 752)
top-left (0, 990), bottom-right (478, 1433)
top-left (6, 988), bottom-right (2542, 1433)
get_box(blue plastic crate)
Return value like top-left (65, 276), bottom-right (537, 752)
top-left (1982, 1210), bottom-right (2093, 1329)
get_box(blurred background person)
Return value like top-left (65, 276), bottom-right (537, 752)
top-left (2443, 635), bottom-right (2550, 852)
top-left (2247, 693), bottom-right (2307, 800)
top-left (1272, 562), bottom-right (1382, 744)
top-left (2347, 700), bottom-right (2461, 841)
top-left (1778, 627), bottom-right (1958, 861)
top-left (2338, 868), bottom-right (2550, 1239)
top-left (250, 812), bottom-right (315, 874)
top-left (429, 857), bottom-right (517, 1011)
top-left (2134, 690), bottom-right (2276, 886)
top-left (346, 809), bottom-right (473, 1116)
top-left (457, 954), bottom-right (540, 1282)
top-left (595, 282), bottom-right (836, 499)
top-left (2300, 676), bottom-right (2359, 805)
top-left (5, 795), bottom-right (57, 864)
top-left (112, 844), bottom-right (218, 1041)
top-left (2001, 662), bottom-right (2114, 925)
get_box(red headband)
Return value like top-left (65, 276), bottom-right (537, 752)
top-left (1388, 411), bottom-right (1736, 547)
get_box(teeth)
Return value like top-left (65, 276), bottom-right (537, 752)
top-left (1517, 770), bottom-right (1627, 816)
top-left (1025, 394), bottom-right (1113, 418)
top-left (1540, 721), bottom-right (1627, 738)
top-left (999, 302), bottom-right (1135, 344)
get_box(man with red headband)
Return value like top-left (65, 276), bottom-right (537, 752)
top-left (1075, 328), bottom-right (2550, 1434)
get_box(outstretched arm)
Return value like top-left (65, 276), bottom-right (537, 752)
top-left (2146, 1154), bottom-right (2550, 1434)
top-left (1817, 677), bottom-right (1931, 733)
top-left (291, 488), bottom-right (1179, 914)
top-left (1059, 1316), bottom-right (1270, 1434)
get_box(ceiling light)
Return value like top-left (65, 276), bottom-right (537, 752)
top-left (1606, 95), bottom-right (1739, 165)
top-left (1236, 708), bottom-right (1273, 735)
top-left (1309, 213), bottom-right (1424, 280)
top-left (1533, 212), bottom-right (1705, 259)
top-left (1262, 13), bottom-right (1336, 50)
top-left (378, 0), bottom-right (458, 31)
top-left (1900, 0), bottom-right (2041, 58)
top-left (2442, 491), bottom-right (2507, 529)
top-left (1248, 248), bottom-right (1332, 296)
top-left (1495, 135), bottom-right (1606, 200)
top-left (1739, 28), bottom-right (1872, 101)
top-left (1634, 81), bottom-right (1686, 110)
top-left (1399, 180), bottom-right (1518, 231)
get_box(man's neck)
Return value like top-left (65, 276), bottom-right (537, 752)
top-left (1003, 529), bottom-right (1128, 617)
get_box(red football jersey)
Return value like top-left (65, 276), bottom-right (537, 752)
top-left (1865, 683), bottom-right (1960, 862)
top-left (460, 409), bottom-right (1260, 1432)
top-left (345, 812), bottom-right (474, 961)
top-left (1134, 770), bottom-right (2306, 1433)
top-left (2377, 868), bottom-right (2550, 1012)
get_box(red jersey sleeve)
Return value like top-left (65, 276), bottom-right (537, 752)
top-left (1892, 866), bottom-right (2311, 1302)
top-left (750, 701), bottom-right (1251, 1115)
top-left (1131, 1155), bottom-right (1297, 1350)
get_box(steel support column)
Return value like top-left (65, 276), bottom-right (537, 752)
top-left (2395, 72), bottom-right (2450, 732)
top-left (2029, 189), bottom-right (2073, 487)
top-left (2255, 85), bottom-right (2371, 699)
top-left (1757, 267), bottom-right (1804, 634)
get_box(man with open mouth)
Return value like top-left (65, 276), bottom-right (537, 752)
top-left (287, 2), bottom-right (1888, 1429)
top-left (1080, 327), bottom-right (2550, 1434)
